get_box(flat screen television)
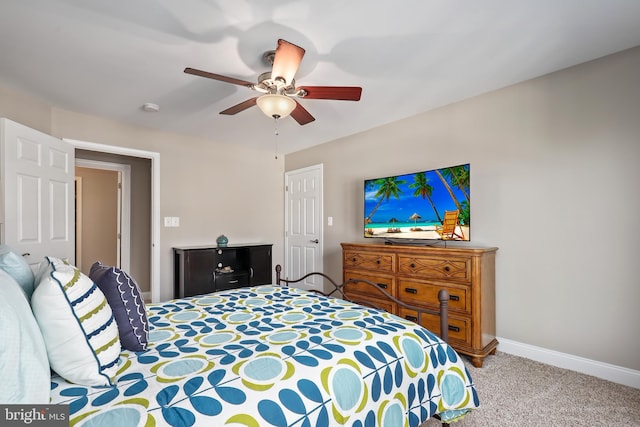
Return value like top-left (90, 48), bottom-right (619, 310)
top-left (364, 163), bottom-right (470, 241)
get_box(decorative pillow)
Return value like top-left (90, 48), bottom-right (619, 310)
top-left (0, 268), bottom-right (50, 403)
top-left (31, 257), bottom-right (121, 386)
top-left (0, 244), bottom-right (35, 298)
top-left (89, 261), bottom-right (149, 352)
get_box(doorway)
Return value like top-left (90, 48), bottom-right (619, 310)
top-left (67, 138), bottom-right (160, 303)
top-left (75, 160), bottom-right (131, 276)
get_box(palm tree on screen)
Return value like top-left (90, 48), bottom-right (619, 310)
top-left (409, 172), bottom-right (442, 223)
top-left (441, 165), bottom-right (470, 202)
top-left (437, 165), bottom-right (470, 225)
top-left (365, 177), bottom-right (406, 223)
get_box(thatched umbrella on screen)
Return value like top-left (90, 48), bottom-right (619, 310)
top-left (409, 212), bottom-right (422, 225)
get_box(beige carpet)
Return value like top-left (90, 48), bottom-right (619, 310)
top-left (421, 351), bottom-right (640, 426)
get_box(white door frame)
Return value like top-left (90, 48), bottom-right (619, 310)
top-left (75, 159), bottom-right (131, 273)
top-left (284, 163), bottom-right (323, 285)
top-left (75, 176), bottom-right (83, 268)
top-left (65, 139), bottom-right (161, 303)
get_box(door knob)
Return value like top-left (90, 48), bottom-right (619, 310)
top-left (310, 239), bottom-right (319, 243)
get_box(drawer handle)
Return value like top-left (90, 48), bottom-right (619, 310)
top-left (444, 266), bottom-right (450, 272)
top-left (404, 287), bottom-right (418, 294)
top-left (229, 280), bottom-right (239, 284)
top-left (448, 325), bottom-right (460, 333)
top-left (376, 259), bottom-right (381, 264)
top-left (405, 315), bottom-right (418, 322)
top-left (450, 295), bottom-right (460, 301)
top-left (377, 283), bottom-right (388, 289)
top-left (410, 263), bottom-right (416, 268)
top-left (352, 257), bottom-right (357, 262)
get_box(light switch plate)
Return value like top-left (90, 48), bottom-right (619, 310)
top-left (164, 216), bottom-right (180, 227)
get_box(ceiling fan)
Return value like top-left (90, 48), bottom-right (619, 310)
top-left (184, 39), bottom-right (362, 125)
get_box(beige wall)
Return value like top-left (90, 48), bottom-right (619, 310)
top-left (75, 167), bottom-right (119, 274)
top-left (0, 86), bottom-right (285, 302)
top-left (286, 47), bottom-right (640, 371)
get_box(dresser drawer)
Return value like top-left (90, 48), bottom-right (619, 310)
top-left (398, 255), bottom-right (471, 282)
top-left (398, 308), bottom-right (471, 346)
top-left (397, 279), bottom-right (469, 314)
top-left (213, 271), bottom-right (249, 291)
top-left (344, 251), bottom-right (395, 273)
top-left (344, 270), bottom-right (396, 297)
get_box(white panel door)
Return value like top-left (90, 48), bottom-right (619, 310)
top-left (1, 118), bottom-right (75, 267)
top-left (284, 164), bottom-right (323, 290)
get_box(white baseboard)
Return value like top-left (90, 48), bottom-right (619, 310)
top-left (497, 337), bottom-right (640, 389)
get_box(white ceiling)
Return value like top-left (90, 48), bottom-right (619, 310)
top-left (1, 1), bottom-right (639, 154)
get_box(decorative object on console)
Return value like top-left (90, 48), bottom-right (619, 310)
top-left (31, 256), bottom-right (121, 386)
top-left (342, 242), bottom-right (498, 367)
top-left (89, 261), bottom-right (149, 352)
top-left (216, 234), bottom-right (229, 247)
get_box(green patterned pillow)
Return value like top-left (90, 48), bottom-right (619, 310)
top-left (31, 257), bottom-right (121, 386)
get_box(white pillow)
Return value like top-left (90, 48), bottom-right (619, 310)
top-left (0, 244), bottom-right (35, 298)
top-left (0, 268), bottom-right (50, 403)
top-left (31, 257), bottom-right (121, 386)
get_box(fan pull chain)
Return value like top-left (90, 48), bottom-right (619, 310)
top-left (273, 117), bottom-right (279, 159)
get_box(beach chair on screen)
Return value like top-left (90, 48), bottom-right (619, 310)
top-left (435, 210), bottom-right (465, 240)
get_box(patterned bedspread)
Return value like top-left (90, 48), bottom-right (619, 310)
top-left (50, 286), bottom-right (479, 426)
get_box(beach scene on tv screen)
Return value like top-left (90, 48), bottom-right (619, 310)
top-left (364, 164), bottom-right (470, 241)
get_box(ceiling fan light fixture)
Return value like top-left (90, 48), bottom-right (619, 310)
top-left (184, 38), bottom-right (360, 125)
top-left (256, 94), bottom-right (296, 119)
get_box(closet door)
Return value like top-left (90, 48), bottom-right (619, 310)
top-left (0, 118), bottom-right (75, 267)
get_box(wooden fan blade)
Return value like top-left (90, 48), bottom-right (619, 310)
top-left (220, 97), bottom-right (258, 115)
top-left (290, 101), bottom-right (315, 125)
top-left (271, 39), bottom-right (305, 86)
top-left (298, 86), bottom-right (362, 101)
top-left (184, 67), bottom-right (254, 87)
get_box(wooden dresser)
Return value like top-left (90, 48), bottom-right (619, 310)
top-left (342, 242), bottom-right (498, 367)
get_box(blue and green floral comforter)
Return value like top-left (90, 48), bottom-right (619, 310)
top-left (50, 285), bottom-right (479, 426)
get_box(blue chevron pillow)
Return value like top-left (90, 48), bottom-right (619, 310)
top-left (90, 262), bottom-right (149, 352)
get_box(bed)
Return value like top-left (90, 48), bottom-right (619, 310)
top-left (2, 253), bottom-right (479, 426)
